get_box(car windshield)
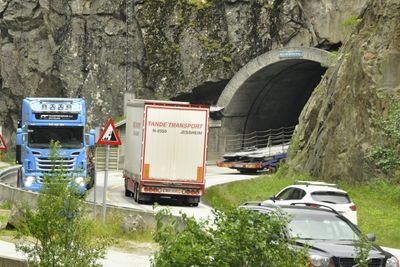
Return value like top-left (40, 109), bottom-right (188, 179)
top-left (311, 191), bottom-right (351, 204)
top-left (28, 126), bottom-right (84, 149)
top-left (288, 212), bottom-right (359, 241)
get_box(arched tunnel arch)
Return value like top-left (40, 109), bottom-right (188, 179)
top-left (210, 47), bottom-right (334, 158)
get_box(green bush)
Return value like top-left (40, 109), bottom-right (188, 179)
top-left (369, 97), bottom-right (400, 171)
top-left (15, 141), bottom-right (110, 267)
top-left (152, 208), bottom-right (308, 267)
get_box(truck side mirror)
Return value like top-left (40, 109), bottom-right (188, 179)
top-left (88, 129), bottom-right (95, 147)
top-left (16, 128), bottom-right (23, 145)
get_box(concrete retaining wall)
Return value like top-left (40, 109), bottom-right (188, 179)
top-left (0, 166), bottom-right (158, 226)
top-left (0, 255), bottom-right (27, 267)
top-left (0, 166), bottom-right (168, 264)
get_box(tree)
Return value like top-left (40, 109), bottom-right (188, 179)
top-left (152, 208), bottom-right (308, 267)
top-left (15, 141), bottom-right (109, 267)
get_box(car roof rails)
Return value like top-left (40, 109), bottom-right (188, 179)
top-left (241, 201), bottom-right (278, 208)
top-left (241, 201), bottom-right (263, 206)
top-left (289, 203), bottom-right (340, 215)
top-left (295, 180), bottom-right (338, 188)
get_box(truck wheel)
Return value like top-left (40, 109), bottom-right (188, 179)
top-left (238, 168), bottom-right (256, 174)
top-left (125, 189), bottom-right (132, 197)
top-left (86, 173), bottom-right (95, 190)
top-left (124, 180), bottom-right (132, 197)
top-left (17, 168), bottom-right (22, 188)
top-left (134, 183), bottom-right (140, 203)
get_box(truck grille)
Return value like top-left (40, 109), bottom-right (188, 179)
top-left (36, 157), bottom-right (77, 172)
top-left (37, 175), bottom-right (71, 184)
top-left (338, 258), bottom-right (382, 267)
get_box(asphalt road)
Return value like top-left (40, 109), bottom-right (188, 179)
top-left (1, 164), bottom-right (400, 266)
top-left (86, 165), bottom-right (259, 220)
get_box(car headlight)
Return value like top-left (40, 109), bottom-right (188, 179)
top-left (24, 176), bottom-right (35, 187)
top-left (386, 256), bottom-right (399, 267)
top-left (308, 255), bottom-right (334, 267)
top-left (74, 176), bottom-right (85, 185)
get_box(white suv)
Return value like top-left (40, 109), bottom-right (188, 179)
top-left (263, 181), bottom-right (358, 225)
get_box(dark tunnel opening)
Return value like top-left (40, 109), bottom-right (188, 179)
top-left (220, 59), bottom-right (327, 138)
top-left (244, 61), bottom-right (326, 134)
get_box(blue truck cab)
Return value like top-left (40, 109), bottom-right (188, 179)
top-left (16, 98), bottom-right (95, 194)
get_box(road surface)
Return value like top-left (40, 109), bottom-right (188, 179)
top-left (86, 165), bottom-right (259, 219)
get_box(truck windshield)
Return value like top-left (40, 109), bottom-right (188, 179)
top-left (28, 126), bottom-right (84, 149)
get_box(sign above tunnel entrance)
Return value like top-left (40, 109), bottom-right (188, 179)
top-left (279, 50), bottom-right (304, 59)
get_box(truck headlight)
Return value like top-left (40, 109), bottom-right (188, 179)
top-left (24, 176), bottom-right (35, 187)
top-left (386, 256), bottom-right (399, 267)
top-left (74, 176), bottom-right (85, 186)
top-left (308, 255), bottom-right (334, 267)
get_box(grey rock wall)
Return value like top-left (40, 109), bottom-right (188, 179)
top-left (289, 0), bottom-right (400, 182)
top-left (0, 0), bottom-right (366, 149)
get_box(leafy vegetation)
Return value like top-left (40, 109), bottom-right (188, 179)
top-left (15, 141), bottom-right (110, 267)
top-left (342, 15), bottom-right (362, 29)
top-left (354, 234), bottom-right (373, 267)
top-left (1, 150), bottom-right (15, 165)
top-left (368, 97), bottom-right (400, 172)
top-left (203, 166), bottom-right (400, 248)
top-left (152, 208), bottom-right (308, 267)
top-left (0, 200), bottom-right (12, 210)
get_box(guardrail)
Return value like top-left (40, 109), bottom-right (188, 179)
top-left (0, 166), bottom-right (161, 229)
top-left (0, 165), bottom-right (20, 184)
top-left (224, 126), bottom-right (295, 152)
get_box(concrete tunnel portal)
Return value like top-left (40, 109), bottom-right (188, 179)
top-left (209, 47), bottom-right (334, 157)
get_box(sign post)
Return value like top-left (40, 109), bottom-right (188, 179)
top-left (97, 118), bottom-right (122, 224)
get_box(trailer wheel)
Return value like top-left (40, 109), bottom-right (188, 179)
top-left (134, 183), bottom-right (141, 203)
top-left (237, 168), bottom-right (257, 174)
top-left (124, 180), bottom-right (132, 197)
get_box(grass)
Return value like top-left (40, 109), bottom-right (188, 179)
top-left (0, 206), bottom-right (155, 249)
top-left (203, 165), bottom-right (400, 248)
top-left (92, 212), bottom-right (154, 245)
top-left (0, 151), bottom-right (15, 165)
top-left (0, 201), bottom-right (12, 210)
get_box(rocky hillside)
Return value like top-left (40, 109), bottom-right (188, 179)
top-left (288, 0), bottom-right (400, 182)
top-left (0, 0), bottom-right (365, 146)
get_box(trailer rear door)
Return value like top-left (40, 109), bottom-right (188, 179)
top-left (143, 105), bottom-right (208, 183)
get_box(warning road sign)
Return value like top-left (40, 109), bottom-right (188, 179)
top-left (97, 118), bottom-right (122, 146)
top-left (0, 133), bottom-right (7, 151)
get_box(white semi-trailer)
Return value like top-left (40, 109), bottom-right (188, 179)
top-left (123, 100), bottom-right (209, 206)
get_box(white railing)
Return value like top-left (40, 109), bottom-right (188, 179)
top-left (224, 126), bottom-right (295, 153)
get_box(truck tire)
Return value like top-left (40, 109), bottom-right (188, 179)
top-left (86, 172), bottom-right (95, 190)
top-left (135, 191), bottom-right (143, 204)
top-left (17, 168), bottom-right (22, 188)
top-left (124, 180), bottom-right (132, 197)
top-left (125, 189), bottom-right (132, 197)
top-left (238, 168), bottom-right (257, 174)
top-left (185, 196), bottom-right (200, 207)
top-left (134, 183), bottom-right (141, 203)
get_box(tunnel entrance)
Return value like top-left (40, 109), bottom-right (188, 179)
top-left (208, 47), bottom-right (333, 159)
top-left (243, 60), bottom-right (326, 133)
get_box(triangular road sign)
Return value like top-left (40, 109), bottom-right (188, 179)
top-left (97, 118), bottom-right (122, 146)
top-left (0, 133), bottom-right (7, 151)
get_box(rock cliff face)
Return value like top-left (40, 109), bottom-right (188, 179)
top-left (0, 0), bottom-right (365, 147)
top-left (289, 0), bottom-right (400, 182)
